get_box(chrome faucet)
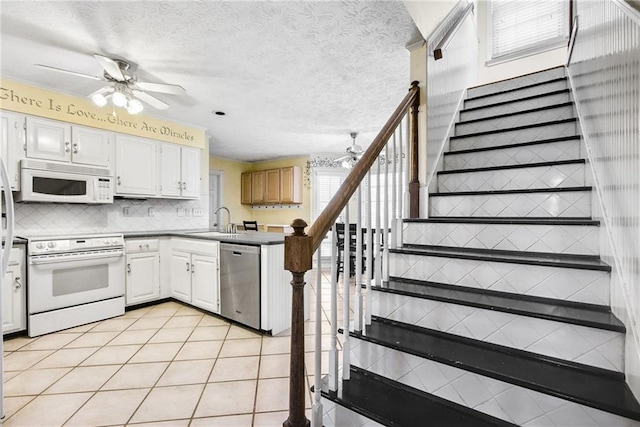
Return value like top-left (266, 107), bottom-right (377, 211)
top-left (213, 206), bottom-right (236, 233)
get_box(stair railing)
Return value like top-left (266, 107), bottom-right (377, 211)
top-left (282, 81), bottom-right (420, 427)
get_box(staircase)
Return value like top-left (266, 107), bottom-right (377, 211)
top-left (320, 67), bottom-right (640, 426)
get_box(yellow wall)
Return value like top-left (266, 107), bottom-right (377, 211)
top-left (0, 78), bottom-right (206, 148)
top-left (208, 155), bottom-right (311, 229)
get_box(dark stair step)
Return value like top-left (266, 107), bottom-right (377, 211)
top-left (449, 118), bottom-right (577, 141)
top-left (465, 76), bottom-right (567, 103)
top-left (455, 102), bottom-right (574, 127)
top-left (430, 185), bottom-right (592, 197)
top-left (377, 277), bottom-right (625, 332)
top-left (320, 365), bottom-right (516, 427)
top-left (404, 216), bottom-right (600, 226)
top-left (461, 88), bottom-right (571, 115)
top-left (437, 159), bottom-right (585, 176)
top-left (352, 317), bottom-right (640, 421)
top-left (390, 244), bottom-right (611, 272)
top-left (444, 135), bottom-right (581, 155)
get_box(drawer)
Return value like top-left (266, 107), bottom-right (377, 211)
top-left (125, 239), bottom-right (160, 252)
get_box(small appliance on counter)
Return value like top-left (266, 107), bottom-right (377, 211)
top-left (25, 233), bottom-right (125, 336)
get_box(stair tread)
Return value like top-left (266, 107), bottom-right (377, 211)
top-left (462, 88), bottom-right (571, 114)
top-left (391, 245), bottom-right (611, 271)
top-left (379, 278), bottom-right (624, 332)
top-left (404, 217), bottom-right (600, 226)
top-left (449, 118), bottom-right (577, 140)
top-left (445, 135), bottom-right (581, 155)
top-left (431, 185), bottom-right (592, 197)
top-left (357, 317), bottom-right (640, 421)
top-left (466, 76), bottom-right (567, 102)
top-left (322, 366), bottom-right (516, 427)
top-left (456, 102), bottom-right (574, 127)
top-left (467, 66), bottom-right (564, 91)
top-left (439, 159), bottom-right (585, 175)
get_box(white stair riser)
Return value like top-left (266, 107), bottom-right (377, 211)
top-left (460, 92), bottom-right (571, 122)
top-left (465, 79), bottom-right (568, 109)
top-left (389, 252), bottom-right (610, 306)
top-left (403, 222), bottom-right (600, 256)
top-left (467, 67), bottom-right (566, 99)
top-left (350, 339), bottom-right (639, 427)
top-left (429, 190), bottom-right (592, 218)
top-left (321, 397), bottom-right (384, 427)
top-left (437, 163), bottom-right (586, 193)
top-left (445, 140), bottom-right (582, 170)
top-left (455, 106), bottom-right (574, 137)
top-left (450, 121), bottom-right (577, 152)
top-left (371, 291), bottom-right (623, 372)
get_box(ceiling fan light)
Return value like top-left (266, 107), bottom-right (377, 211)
top-left (127, 98), bottom-right (143, 114)
top-left (112, 90), bottom-right (127, 107)
top-left (341, 159), bottom-right (353, 169)
top-left (91, 93), bottom-right (108, 107)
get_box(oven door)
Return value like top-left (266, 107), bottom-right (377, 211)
top-left (28, 249), bottom-right (125, 314)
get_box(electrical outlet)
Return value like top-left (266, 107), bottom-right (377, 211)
top-left (148, 207), bottom-right (155, 217)
top-left (192, 208), bottom-right (203, 217)
top-left (185, 208), bottom-right (192, 217)
top-left (177, 208), bottom-right (184, 217)
top-left (123, 207), bottom-right (131, 216)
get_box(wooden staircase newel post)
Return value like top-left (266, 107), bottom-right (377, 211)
top-left (284, 219), bottom-right (312, 427)
top-left (408, 80), bottom-right (421, 218)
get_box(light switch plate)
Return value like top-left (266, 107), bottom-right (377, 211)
top-left (192, 208), bottom-right (203, 217)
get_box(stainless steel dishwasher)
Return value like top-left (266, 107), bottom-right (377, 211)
top-left (219, 243), bottom-right (261, 329)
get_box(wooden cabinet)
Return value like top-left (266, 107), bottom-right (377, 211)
top-left (241, 172), bottom-right (252, 204)
top-left (169, 239), bottom-right (220, 313)
top-left (25, 117), bottom-right (111, 167)
top-left (115, 135), bottom-right (158, 196)
top-left (251, 171), bottom-right (266, 204)
top-left (125, 239), bottom-right (161, 306)
top-left (265, 169), bottom-right (280, 203)
top-left (241, 166), bottom-right (302, 205)
top-left (0, 110), bottom-right (24, 190)
top-left (3, 245), bottom-right (26, 335)
top-left (280, 166), bottom-right (302, 203)
top-left (160, 143), bottom-right (200, 199)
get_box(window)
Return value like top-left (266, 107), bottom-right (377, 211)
top-left (490, 0), bottom-right (569, 61)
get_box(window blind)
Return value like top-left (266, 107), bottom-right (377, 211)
top-left (491, 0), bottom-right (568, 59)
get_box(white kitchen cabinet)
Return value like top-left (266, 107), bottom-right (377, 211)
top-left (125, 239), bottom-right (161, 306)
top-left (169, 239), bottom-right (219, 313)
top-left (2, 245), bottom-right (26, 335)
top-left (159, 143), bottom-right (200, 199)
top-left (115, 135), bottom-right (158, 197)
top-left (26, 117), bottom-right (111, 167)
top-left (0, 110), bottom-right (24, 190)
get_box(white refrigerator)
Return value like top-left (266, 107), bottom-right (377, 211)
top-left (1, 158), bottom-right (16, 419)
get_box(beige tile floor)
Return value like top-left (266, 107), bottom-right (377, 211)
top-left (2, 269), bottom-right (346, 426)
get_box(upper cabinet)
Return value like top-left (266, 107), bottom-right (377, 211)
top-left (115, 135), bottom-right (158, 196)
top-left (25, 117), bottom-right (111, 167)
top-left (0, 110), bottom-right (24, 190)
top-left (241, 166), bottom-right (302, 205)
top-left (159, 142), bottom-right (200, 199)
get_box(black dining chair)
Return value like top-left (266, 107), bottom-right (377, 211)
top-left (334, 223), bottom-right (367, 282)
top-left (243, 220), bottom-right (258, 231)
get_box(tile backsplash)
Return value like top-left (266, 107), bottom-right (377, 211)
top-left (13, 196), bottom-right (208, 236)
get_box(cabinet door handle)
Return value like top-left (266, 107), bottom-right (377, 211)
top-left (117, 176), bottom-right (121, 186)
top-left (127, 263), bottom-right (131, 274)
top-left (14, 277), bottom-right (22, 289)
top-left (191, 263), bottom-right (195, 274)
top-left (186, 262), bottom-right (190, 272)
top-left (178, 181), bottom-right (182, 190)
top-left (65, 141), bottom-right (71, 152)
top-left (183, 181), bottom-right (187, 191)
top-left (73, 142), bottom-right (79, 154)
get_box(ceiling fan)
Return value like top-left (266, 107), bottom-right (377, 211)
top-left (336, 132), bottom-right (364, 168)
top-left (35, 54), bottom-right (186, 114)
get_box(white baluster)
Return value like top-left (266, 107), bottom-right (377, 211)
top-left (375, 157), bottom-right (382, 288)
top-left (342, 205), bottom-right (350, 380)
top-left (312, 245), bottom-right (323, 427)
top-left (366, 169), bottom-right (373, 326)
top-left (383, 144), bottom-right (390, 282)
top-left (391, 132), bottom-right (398, 250)
top-left (398, 118), bottom-right (405, 246)
top-left (354, 185), bottom-right (363, 332)
top-left (328, 225), bottom-right (339, 391)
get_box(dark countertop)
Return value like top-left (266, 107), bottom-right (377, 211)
top-left (123, 229), bottom-right (286, 245)
top-left (2, 237), bottom-right (27, 245)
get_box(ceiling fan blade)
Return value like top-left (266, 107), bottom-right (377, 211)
top-left (94, 54), bottom-right (125, 81)
top-left (131, 90), bottom-right (169, 110)
top-left (34, 64), bottom-right (103, 80)
top-left (135, 81), bottom-right (186, 95)
top-left (334, 155), bottom-right (349, 162)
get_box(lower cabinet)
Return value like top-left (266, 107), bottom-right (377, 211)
top-left (169, 239), bottom-right (220, 314)
top-left (125, 239), bottom-right (160, 306)
top-left (3, 245), bottom-right (26, 334)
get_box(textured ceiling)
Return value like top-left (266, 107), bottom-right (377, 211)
top-left (0, 1), bottom-right (422, 162)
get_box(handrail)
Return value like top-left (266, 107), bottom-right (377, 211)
top-left (433, 2), bottom-right (474, 60)
top-left (307, 81), bottom-right (420, 253)
top-left (282, 80), bottom-right (420, 427)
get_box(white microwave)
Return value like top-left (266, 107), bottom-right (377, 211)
top-left (17, 159), bottom-right (114, 204)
